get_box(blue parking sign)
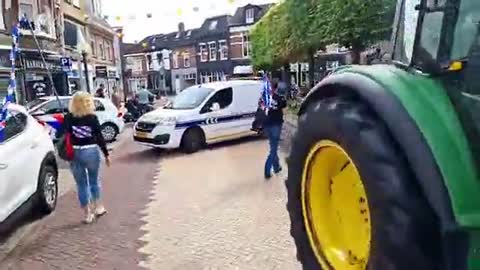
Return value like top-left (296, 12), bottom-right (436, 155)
top-left (60, 57), bottom-right (72, 72)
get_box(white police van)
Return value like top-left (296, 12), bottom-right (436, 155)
top-left (133, 80), bottom-right (263, 153)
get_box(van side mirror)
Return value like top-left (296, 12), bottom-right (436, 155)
top-left (210, 102), bottom-right (221, 112)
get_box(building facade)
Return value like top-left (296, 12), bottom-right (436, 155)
top-left (195, 15), bottom-right (231, 83)
top-left (170, 23), bottom-right (197, 94)
top-left (229, 4), bottom-right (271, 77)
top-left (85, 0), bottom-right (118, 97)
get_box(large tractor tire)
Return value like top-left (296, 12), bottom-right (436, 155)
top-left (286, 96), bottom-right (442, 270)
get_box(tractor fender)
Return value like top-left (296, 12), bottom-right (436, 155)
top-left (300, 65), bottom-right (479, 232)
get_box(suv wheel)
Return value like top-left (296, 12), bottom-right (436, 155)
top-left (36, 162), bottom-right (58, 215)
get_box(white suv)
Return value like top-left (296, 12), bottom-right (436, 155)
top-left (0, 104), bottom-right (58, 229)
top-left (27, 96), bottom-right (125, 142)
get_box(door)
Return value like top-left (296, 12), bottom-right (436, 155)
top-left (199, 87), bottom-right (234, 141)
top-left (231, 84), bottom-right (262, 134)
top-left (0, 110), bottom-right (33, 222)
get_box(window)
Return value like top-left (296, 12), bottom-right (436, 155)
top-left (131, 58), bottom-right (143, 73)
top-left (246, 8), bottom-right (254, 24)
top-left (39, 99), bottom-right (69, 114)
top-left (219, 40), bottom-right (228, 60)
top-left (209, 20), bottom-right (218, 30)
top-left (0, 0), bottom-right (5, 30)
top-left (19, 0), bottom-right (35, 21)
top-left (2, 111), bottom-right (28, 142)
top-left (183, 52), bottom-right (190, 67)
top-left (201, 87), bottom-right (233, 113)
top-left (99, 43), bottom-right (105, 59)
top-left (172, 52), bottom-right (179, 68)
top-left (209, 42), bottom-right (217, 61)
top-left (72, 0), bottom-right (80, 7)
top-left (91, 40), bottom-right (96, 56)
top-left (199, 44), bottom-right (208, 62)
top-left (106, 43), bottom-right (112, 61)
top-left (451, 0), bottom-right (480, 60)
top-left (167, 86), bottom-right (214, 110)
top-left (242, 34), bottom-right (250, 58)
top-left (393, 0), bottom-right (420, 64)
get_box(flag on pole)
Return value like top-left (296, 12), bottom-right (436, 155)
top-left (261, 73), bottom-right (272, 115)
top-left (0, 18), bottom-right (24, 142)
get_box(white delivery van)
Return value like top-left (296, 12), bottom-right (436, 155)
top-left (133, 80), bottom-right (263, 153)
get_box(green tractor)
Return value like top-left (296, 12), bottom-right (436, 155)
top-left (286, 0), bottom-right (480, 269)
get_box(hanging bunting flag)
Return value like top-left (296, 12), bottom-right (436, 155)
top-left (261, 73), bottom-right (272, 115)
top-left (0, 17), bottom-right (29, 142)
top-left (193, 7), bottom-right (199, 12)
top-left (115, 16), bottom-right (122, 21)
top-left (146, 13), bottom-right (152, 18)
top-left (228, 0), bottom-right (235, 4)
top-left (176, 8), bottom-right (183, 17)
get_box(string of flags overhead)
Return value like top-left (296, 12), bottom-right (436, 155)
top-left (102, 0), bottom-right (239, 24)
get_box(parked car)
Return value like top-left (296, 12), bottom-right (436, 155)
top-left (0, 103), bottom-right (58, 229)
top-left (27, 96), bottom-right (125, 142)
top-left (133, 80), bottom-right (263, 153)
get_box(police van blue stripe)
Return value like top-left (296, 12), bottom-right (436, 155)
top-left (175, 112), bottom-right (256, 129)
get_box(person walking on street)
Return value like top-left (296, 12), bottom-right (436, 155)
top-left (136, 86), bottom-right (155, 112)
top-left (95, 84), bottom-right (105, 98)
top-left (263, 81), bottom-right (287, 180)
top-left (59, 91), bottom-right (111, 224)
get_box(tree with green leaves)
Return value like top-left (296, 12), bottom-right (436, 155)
top-left (251, 0), bottom-right (396, 70)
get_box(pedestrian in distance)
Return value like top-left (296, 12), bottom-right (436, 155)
top-left (263, 81), bottom-right (287, 180)
top-left (58, 91), bottom-right (111, 224)
top-left (95, 84), bottom-right (106, 98)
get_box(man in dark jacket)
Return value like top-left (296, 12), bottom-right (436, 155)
top-left (263, 81), bottom-right (287, 179)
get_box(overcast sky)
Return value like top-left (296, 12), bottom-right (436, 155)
top-left (102, 0), bottom-right (276, 43)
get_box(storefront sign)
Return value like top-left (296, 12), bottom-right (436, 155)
top-left (23, 59), bottom-right (62, 71)
top-left (95, 66), bottom-right (107, 78)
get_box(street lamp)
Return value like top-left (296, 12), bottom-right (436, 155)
top-left (77, 26), bottom-right (92, 93)
top-left (81, 50), bottom-right (90, 93)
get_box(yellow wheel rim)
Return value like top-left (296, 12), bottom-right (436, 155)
top-left (301, 140), bottom-right (371, 270)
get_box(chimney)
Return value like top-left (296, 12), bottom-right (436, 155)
top-left (178, 22), bottom-right (185, 34)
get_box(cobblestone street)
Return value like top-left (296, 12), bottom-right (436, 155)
top-left (139, 138), bottom-right (300, 270)
top-left (0, 127), bottom-right (300, 269)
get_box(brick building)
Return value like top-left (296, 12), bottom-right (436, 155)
top-left (229, 4), bottom-right (271, 77)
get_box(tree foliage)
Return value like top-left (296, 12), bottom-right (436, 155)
top-left (251, 0), bottom-right (396, 68)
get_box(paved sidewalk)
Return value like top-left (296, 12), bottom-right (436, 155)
top-left (1, 130), bottom-right (160, 270)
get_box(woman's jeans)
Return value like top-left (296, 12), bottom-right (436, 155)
top-left (70, 146), bottom-right (102, 208)
top-left (264, 124), bottom-right (283, 177)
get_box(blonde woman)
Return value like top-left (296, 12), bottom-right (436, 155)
top-left (59, 91), bottom-right (111, 224)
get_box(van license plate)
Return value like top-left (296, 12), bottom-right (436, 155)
top-left (135, 132), bottom-right (149, 138)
